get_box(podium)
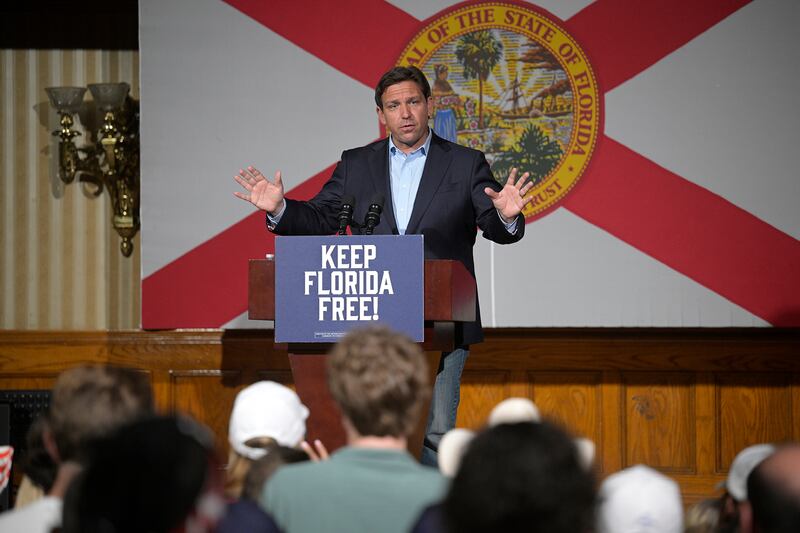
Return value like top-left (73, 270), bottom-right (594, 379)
top-left (248, 257), bottom-right (476, 450)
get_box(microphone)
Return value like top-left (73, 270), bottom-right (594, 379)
top-left (363, 194), bottom-right (384, 235)
top-left (337, 195), bottom-right (356, 235)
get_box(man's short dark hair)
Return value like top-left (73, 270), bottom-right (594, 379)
top-left (374, 66), bottom-right (431, 109)
top-left (444, 421), bottom-right (596, 533)
top-left (61, 416), bottom-right (216, 533)
top-left (747, 444), bottom-right (800, 533)
top-left (22, 415), bottom-right (57, 492)
top-left (49, 365), bottom-right (154, 462)
top-left (326, 326), bottom-right (428, 438)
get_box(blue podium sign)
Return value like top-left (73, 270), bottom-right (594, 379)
top-left (274, 235), bottom-right (424, 342)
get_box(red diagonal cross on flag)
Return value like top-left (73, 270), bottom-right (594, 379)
top-left (142, 0), bottom-right (800, 328)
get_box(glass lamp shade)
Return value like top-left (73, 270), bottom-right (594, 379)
top-left (88, 82), bottom-right (130, 110)
top-left (45, 86), bottom-right (87, 114)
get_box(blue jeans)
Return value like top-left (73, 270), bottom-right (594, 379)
top-left (420, 348), bottom-right (469, 467)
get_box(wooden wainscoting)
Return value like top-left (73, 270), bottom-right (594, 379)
top-left (457, 329), bottom-right (800, 503)
top-left (0, 328), bottom-right (798, 504)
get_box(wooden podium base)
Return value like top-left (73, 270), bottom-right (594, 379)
top-left (288, 353), bottom-right (346, 450)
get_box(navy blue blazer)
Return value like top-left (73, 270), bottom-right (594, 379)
top-left (272, 133), bottom-right (525, 346)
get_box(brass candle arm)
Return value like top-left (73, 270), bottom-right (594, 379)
top-left (45, 84), bottom-right (140, 257)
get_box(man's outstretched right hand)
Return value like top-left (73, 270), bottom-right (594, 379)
top-left (233, 166), bottom-right (285, 216)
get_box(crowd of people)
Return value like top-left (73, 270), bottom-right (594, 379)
top-left (0, 325), bottom-right (798, 533)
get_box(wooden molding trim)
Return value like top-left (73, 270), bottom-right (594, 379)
top-left (1, 327), bottom-right (798, 505)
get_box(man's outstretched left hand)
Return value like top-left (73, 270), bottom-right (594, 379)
top-left (484, 168), bottom-right (534, 223)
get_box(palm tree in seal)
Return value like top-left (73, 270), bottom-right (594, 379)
top-left (492, 124), bottom-right (563, 185)
top-left (455, 30), bottom-right (503, 129)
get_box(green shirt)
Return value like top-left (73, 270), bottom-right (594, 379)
top-left (262, 446), bottom-right (448, 533)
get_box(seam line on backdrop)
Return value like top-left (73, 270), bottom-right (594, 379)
top-left (2, 51), bottom-right (15, 327)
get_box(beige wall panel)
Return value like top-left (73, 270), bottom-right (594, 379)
top-left (0, 49), bottom-right (140, 330)
top-left (35, 50), bottom-right (53, 328)
top-left (1, 51), bottom-right (14, 327)
top-left (13, 52), bottom-right (30, 326)
top-left (60, 49), bottom-right (78, 329)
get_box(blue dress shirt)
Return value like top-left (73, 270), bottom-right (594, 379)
top-left (389, 130), bottom-right (517, 235)
top-left (389, 131), bottom-right (433, 235)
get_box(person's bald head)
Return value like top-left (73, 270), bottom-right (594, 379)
top-left (758, 445), bottom-right (800, 497)
top-left (746, 443), bottom-right (800, 533)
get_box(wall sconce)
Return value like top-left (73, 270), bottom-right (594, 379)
top-left (45, 83), bottom-right (140, 257)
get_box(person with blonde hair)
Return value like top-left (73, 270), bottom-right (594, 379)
top-left (225, 381), bottom-right (309, 499)
top-left (684, 498), bottom-right (721, 533)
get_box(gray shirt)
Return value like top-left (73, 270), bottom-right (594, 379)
top-left (262, 446), bottom-right (447, 533)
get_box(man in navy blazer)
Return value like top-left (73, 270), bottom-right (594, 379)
top-left (235, 66), bottom-right (533, 466)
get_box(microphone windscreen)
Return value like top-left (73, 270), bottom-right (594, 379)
top-left (341, 195), bottom-right (356, 209)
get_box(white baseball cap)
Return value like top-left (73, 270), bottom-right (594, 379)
top-left (597, 465), bottom-right (684, 533)
top-left (228, 381), bottom-right (309, 460)
top-left (438, 428), bottom-right (476, 478)
top-left (488, 397), bottom-right (541, 426)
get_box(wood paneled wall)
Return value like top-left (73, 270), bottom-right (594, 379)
top-left (0, 49), bottom-right (140, 330)
top-left (1, 328), bottom-right (798, 504)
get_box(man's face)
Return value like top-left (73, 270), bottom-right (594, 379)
top-left (377, 80), bottom-right (431, 153)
